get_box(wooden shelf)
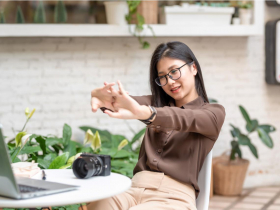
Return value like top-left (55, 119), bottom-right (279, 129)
top-left (0, 24), bottom-right (263, 37)
top-left (0, 0), bottom-right (264, 37)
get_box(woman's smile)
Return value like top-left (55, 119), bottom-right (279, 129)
top-left (171, 86), bottom-right (181, 93)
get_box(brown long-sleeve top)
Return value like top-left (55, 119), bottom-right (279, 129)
top-left (130, 95), bottom-right (226, 199)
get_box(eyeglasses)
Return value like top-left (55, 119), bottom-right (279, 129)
top-left (155, 61), bottom-right (194, 86)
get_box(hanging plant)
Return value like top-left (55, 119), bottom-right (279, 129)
top-left (54, 0), bottom-right (68, 23)
top-left (16, 6), bottom-right (25, 24)
top-left (0, 9), bottom-right (5, 23)
top-left (125, 1), bottom-right (155, 49)
top-left (34, 1), bottom-right (46, 23)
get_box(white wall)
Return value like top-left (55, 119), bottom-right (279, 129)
top-left (0, 5), bottom-right (280, 188)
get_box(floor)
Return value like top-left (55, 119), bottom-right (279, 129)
top-left (209, 186), bottom-right (280, 210)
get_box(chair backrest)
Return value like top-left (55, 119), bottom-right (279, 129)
top-left (196, 150), bottom-right (213, 210)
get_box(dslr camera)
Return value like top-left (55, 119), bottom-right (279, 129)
top-left (72, 153), bottom-right (111, 179)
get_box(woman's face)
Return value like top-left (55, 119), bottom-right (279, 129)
top-left (157, 57), bottom-right (198, 106)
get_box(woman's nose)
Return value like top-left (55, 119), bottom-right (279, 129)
top-left (166, 76), bottom-right (175, 85)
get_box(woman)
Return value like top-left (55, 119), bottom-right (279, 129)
top-left (88, 41), bottom-right (226, 210)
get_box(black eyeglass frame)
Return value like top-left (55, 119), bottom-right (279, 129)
top-left (155, 61), bottom-right (194, 87)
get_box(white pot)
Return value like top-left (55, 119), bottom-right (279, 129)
top-left (104, 1), bottom-right (128, 25)
top-left (232, 17), bottom-right (240, 25)
top-left (164, 5), bottom-right (235, 26)
top-left (239, 8), bottom-right (252, 25)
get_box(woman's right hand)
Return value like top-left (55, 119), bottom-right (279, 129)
top-left (91, 82), bottom-right (116, 113)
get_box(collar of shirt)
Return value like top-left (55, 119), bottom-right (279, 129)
top-left (168, 95), bottom-right (205, 109)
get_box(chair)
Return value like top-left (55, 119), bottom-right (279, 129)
top-left (196, 150), bottom-right (213, 210)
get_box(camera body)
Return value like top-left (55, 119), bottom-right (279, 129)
top-left (72, 153), bottom-right (111, 179)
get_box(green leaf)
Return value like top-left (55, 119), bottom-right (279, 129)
top-left (246, 119), bottom-right (259, 133)
top-left (63, 123), bottom-right (72, 146)
top-left (111, 135), bottom-right (127, 148)
top-left (0, 10), bottom-right (5, 23)
top-left (59, 163), bottom-right (72, 169)
top-left (248, 143), bottom-right (258, 159)
top-left (229, 124), bottom-right (241, 137)
top-left (130, 128), bottom-right (146, 145)
top-left (15, 132), bottom-right (26, 147)
top-left (44, 153), bottom-right (57, 162)
top-left (78, 146), bottom-right (93, 154)
top-left (35, 136), bottom-right (47, 155)
top-left (257, 128), bottom-right (273, 148)
top-left (16, 6), bottom-right (25, 23)
top-left (258, 124), bottom-right (276, 133)
top-left (48, 152), bottom-right (69, 169)
top-left (80, 126), bottom-right (112, 143)
top-left (209, 98), bottom-right (218, 103)
top-left (18, 146), bottom-right (41, 155)
top-left (13, 157), bottom-right (21, 163)
top-left (28, 134), bottom-right (39, 145)
top-left (54, 0), bottom-right (68, 23)
top-left (7, 142), bottom-right (16, 150)
top-left (34, 1), bottom-right (46, 23)
top-left (239, 105), bottom-right (251, 124)
top-left (10, 147), bottom-right (21, 162)
top-left (113, 149), bottom-right (133, 158)
top-left (46, 137), bottom-right (63, 146)
top-left (142, 41), bottom-right (150, 49)
top-left (64, 141), bottom-right (76, 158)
top-left (230, 140), bottom-right (242, 160)
top-left (237, 134), bottom-right (250, 145)
top-left (37, 158), bottom-right (51, 169)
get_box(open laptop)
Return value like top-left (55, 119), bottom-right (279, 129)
top-left (0, 124), bottom-right (78, 199)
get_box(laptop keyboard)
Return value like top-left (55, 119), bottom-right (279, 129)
top-left (19, 184), bottom-right (47, 193)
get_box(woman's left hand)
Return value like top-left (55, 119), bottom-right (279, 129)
top-left (103, 80), bottom-right (148, 120)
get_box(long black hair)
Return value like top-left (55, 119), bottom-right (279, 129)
top-left (149, 41), bottom-right (209, 107)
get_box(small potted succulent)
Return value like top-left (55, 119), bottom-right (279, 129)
top-left (213, 105), bottom-right (276, 196)
top-left (238, 1), bottom-right (253, 25)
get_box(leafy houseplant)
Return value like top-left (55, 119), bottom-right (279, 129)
top-left (54, 0), bottom-right (68, 23)
top-left (229, 105), bottom-right (276, 161)
top-left (34, 1), bottom-right (46, 23)
top-left (125, 0), bottom-right (155, 49)
top-left (238, 1), bottom-right (253, 25)
top-left (0, 9), bottom-right (5, 23)
top-left (213, 105), bottom-right (276, 196)
top-left (5, 107), bottom-right (145, 209)
top-left (16, 6), bottom-right (25, 23)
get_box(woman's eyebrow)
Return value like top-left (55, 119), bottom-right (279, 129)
top-left (158, 65), bottom-right (178, 75)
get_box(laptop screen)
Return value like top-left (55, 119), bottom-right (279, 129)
top-left (0, 125), bottom-right (21, 197)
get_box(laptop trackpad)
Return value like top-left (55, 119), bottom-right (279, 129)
top-left (17, 177), bottom-right (78, 190)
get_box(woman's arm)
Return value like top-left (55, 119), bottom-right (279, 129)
top-left (147, 105), bottom-right (226, 141)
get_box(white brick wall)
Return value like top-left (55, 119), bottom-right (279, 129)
top-left (0, 6), bottom-right (280, 189)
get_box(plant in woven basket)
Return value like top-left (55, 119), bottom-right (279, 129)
top-left (229, 105), bottom-right (276, 161)
top-left (213, 105), bottom-right (276, 196)
top-left (125, 0), bottom-right (155, 49)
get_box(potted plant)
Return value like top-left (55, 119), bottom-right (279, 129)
top-left (213, 105), bottom-right (276, 196)
top-left (238, 1), bottom-right (253, 25)
top-left (104, 1), bottom-right (128, 25)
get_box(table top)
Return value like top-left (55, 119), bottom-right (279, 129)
top-left (0, 169), bottom-right (132, 208)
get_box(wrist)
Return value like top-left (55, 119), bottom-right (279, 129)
top-left (138, 105), bottom-right (152, 120)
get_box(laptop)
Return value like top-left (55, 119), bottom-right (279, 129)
top-left (0, 124), bottom-right (79, 199)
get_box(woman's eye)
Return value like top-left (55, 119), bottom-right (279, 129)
top-left (171, 70), bottom-right (178, 74)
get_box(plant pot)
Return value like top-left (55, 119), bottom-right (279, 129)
top-left (239, 8), bottom-right (252, 25)
top-left (213, 155), bottom-right (249, 196)
top-left (130, 1), bottom-right (158, 24)
top-left (104, 1), bottom-right (128, 25)
top-left (164, 4), bottom-right (235, 25)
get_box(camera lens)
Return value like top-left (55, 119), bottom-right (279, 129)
top-left (72, 155), bottom-right (103, 179)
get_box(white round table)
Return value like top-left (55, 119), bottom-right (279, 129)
top-left (0, 169), bottom-right (132, 208)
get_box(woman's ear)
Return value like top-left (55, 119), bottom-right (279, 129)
top-left (192, 63), bottom-right (198, 76)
